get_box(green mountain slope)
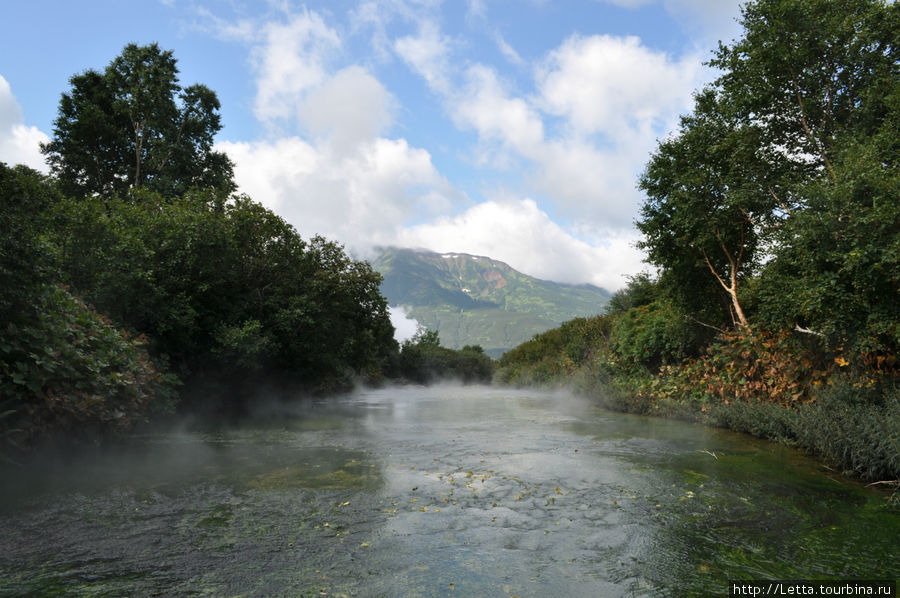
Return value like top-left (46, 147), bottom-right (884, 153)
top-left (371, 247), bottom-right (610, 357)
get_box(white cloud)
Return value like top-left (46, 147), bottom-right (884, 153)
top-left (397, 198), bottom-right (644, 291)
top-left (0, 75), bottom-right (49, 172)
top-left (219, 135), bottom-right (460, 249)
top-left (536, 34), bottom-right (700, 139)
top-left (443, 35), bottom-right (700, 229)
top-left (216, 7), bottom-right (462, 255)
top-left (393, 20), bottom-right (453, 94)
top-left (454, 64), bottom-right (544, 155)
top-left (298, 65), bottom-right (396, 153)
top-left (249, 10), bottom-right (341, 126)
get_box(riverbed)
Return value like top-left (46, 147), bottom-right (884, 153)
top-left (1, 386), bottom-right (896, 596)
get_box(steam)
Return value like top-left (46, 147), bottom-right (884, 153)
top-left (388, 305), bottom-right (420, 344)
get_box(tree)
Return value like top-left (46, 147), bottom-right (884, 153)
top-left (398, 329), bottom-right (493, 383)
top-left (1, 163), bottom-right (173, 453)
top-left (711, 0), bottom-right (897, 183)
top-left (637, 0), bottom-right (898, 337)
top-left (756, 99), bottom-right (900, 354)
top-left (712, 0), bottom-right (899, 353)
top-left (41, 43), bottom-right (234, 199)
top-left (52, 189), bottom-right (399, 398)
top-left (638, 89), bottom-right (780, 329)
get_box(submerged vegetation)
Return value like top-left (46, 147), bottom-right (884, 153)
top-left (499, 0), bottom-right (900, 488)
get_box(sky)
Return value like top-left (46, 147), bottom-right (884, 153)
top-left (0, 0), bottom-right (746, 292)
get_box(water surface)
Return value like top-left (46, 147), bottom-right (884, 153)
top-left (1, 386), bottom-right (896, 596)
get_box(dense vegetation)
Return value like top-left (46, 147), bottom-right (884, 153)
top-left (1, 45), bottom-right (400, 454)
top-left (499, 0), bottom-right (899, 486)
top-left (396, 329), bottom-right (494, 384)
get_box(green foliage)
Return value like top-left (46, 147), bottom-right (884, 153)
top-left (3, 41), bottom-right (404, 453)
top-left (398, 329), bottom-right (494, 384)
top-left (498, 316), bottom-right (610, 385)
top-left (638, 0), bottom-right (898, 338)
top-left (41, 43), bottom-right (234, 199)
top-left (1, 286), bottom-right (175, 448)
top-left (711, 0), bottom-right (897, 175)
top-left (757, 104), bottom-right (900, 355)
top-left (607, 300), bottom-right (702, 370)
top-left (638, 88), bottom-right (776, 329)
top-left (52, 190), bottom-right (397, 396)
top-left (605, 272), bottom-right (657, 315)
top-left (0, 163), bottom-right (173, 451)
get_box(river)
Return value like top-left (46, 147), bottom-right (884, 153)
top-left (0, 386), bottom-right (897, 596)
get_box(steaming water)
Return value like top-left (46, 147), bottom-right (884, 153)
top-left (0, 386), bottom-right (897, 596)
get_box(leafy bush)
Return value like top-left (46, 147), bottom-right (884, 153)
top-left (607, 300), bottom-right (701, 370)
top-left (1, 163), bottom-right (174, 454)
top-left (1, 285), bottom-right (175, 451)
top-left (498, 316), bottom-right (610, 385)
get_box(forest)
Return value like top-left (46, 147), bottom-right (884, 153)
top-left (0, 43), bottom-right (491, 456)
top-left (498, 0), bottom-right (899, 486)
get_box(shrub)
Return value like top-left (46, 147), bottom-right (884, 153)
top-left (1, 285), bottom-right (175, 452)
top-left (607, 300), bottom-right (701, 370)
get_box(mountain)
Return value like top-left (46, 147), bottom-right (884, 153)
top-left (371, 247), bottom-right (610, 358)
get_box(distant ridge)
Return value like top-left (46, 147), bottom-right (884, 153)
top-left (371, 247), bottom-right (609, 357)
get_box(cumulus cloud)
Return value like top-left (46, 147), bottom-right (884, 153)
top-left (212, 6), bottom-right (704, 291)
top-left (213, 5), bottom-right (462, 255)
top-left (249, 10), bottom-right (341, 127)
top-left (298, 65), bottom-right (396, 153)
top-left (0, 75), bottom-right (49, 172)
top-left (219, 135), bottom-right (459, 248)
top-left (454, 65), bottom-right (545, 155)
top-left (536, 34), bottom-right (699, 139)
top-left (442, 35), bottom-right (700, 229)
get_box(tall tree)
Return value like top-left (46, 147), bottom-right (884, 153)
top-left (637, 0), bottom-right (897, 335)
top-left (42, 43), bottom-right (234, 199)
top-left (711, 0), bottom-right (897, 183)
top-left (638, 89), bottom-right (780, 329)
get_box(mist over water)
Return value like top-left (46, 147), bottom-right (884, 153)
top-left (1, 385), bottom-right (896, 596)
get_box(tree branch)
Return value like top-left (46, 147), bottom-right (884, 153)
top-left (790, 74), bottom-right (836, 181)
top-left (686, 315), bottom-right (728, 334)
top-left (794, 324), bottom-right (824, 337)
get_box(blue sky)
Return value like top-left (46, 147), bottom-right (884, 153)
top-left (0, 0), bottom-right (745, 291)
